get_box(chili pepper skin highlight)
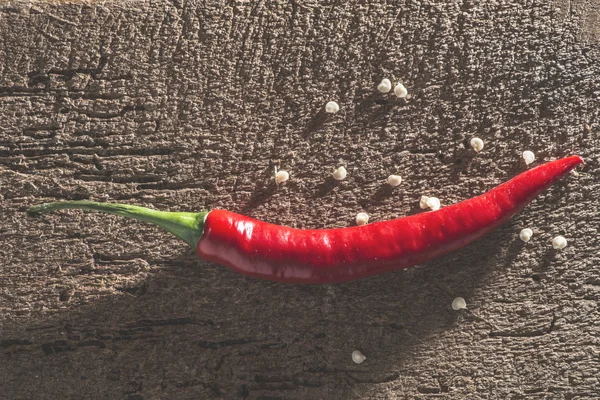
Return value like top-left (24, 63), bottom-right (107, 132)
top-left (29, 156), bottom-right (582, 284)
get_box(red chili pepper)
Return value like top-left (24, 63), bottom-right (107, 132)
top-left (28, 156), bottom-right (582, 284)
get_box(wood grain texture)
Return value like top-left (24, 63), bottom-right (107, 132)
top-left (1, 0), bottom-right (599, 398)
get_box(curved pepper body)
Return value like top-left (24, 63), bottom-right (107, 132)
top-left (196, 156), bottom-right (582, 283)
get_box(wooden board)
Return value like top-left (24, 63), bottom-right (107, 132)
top-left (1, 0), bottom-right (599, 398)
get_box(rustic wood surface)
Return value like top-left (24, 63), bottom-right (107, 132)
top-left (1, 0), bottom-right (599, 399)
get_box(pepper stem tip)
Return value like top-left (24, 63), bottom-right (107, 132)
top-left (27, 200), bottom-right (207, 249)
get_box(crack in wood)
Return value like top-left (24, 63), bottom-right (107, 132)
top-left (0, 339), bottom-right (33, 348)
top-left (197, 337), bottom-right (258, 349)
top-left (489, 315), bottom-right (557, 338)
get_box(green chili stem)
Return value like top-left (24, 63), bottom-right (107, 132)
top-left (28, 201), bottom-right (207, 249)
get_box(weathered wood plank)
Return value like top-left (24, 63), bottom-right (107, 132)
top-left (1, 0), bottom-right (599, 398)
